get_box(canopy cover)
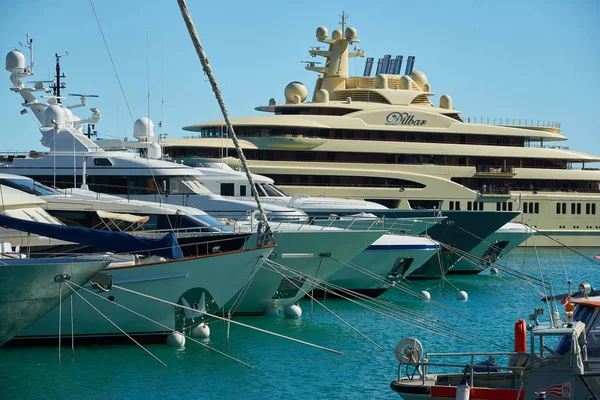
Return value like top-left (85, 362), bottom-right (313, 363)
top-left (0, 213), bottom-right (183, 259)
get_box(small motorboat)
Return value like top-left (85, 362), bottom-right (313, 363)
top-left (389, 282), bottom-right (600, 399)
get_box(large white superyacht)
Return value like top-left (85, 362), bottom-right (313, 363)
top-left (167, 21), bottom-right (600, 247)
top-left (2, 46), bottom-right (305, 220)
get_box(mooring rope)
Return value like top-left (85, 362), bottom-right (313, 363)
top-left (263, 260), bottom-right (480, 343)
top-left (67, 281), bottom-right (254, 369)
top-left (261, 262), bottom-right (385, 351)
top-left (111, 284), bottom-right (343, 354)
top-left (64, 282), bottom-right (166, 366)
top-left (263, 258), bottom-right (508, 349)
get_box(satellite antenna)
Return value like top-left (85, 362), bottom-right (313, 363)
top-left (51, 51), bottom-right (68, 103)
top-left (18, 33), bottom-right (34, 73)
top-left (68, 93), bottom-right (99, 109)
top-left (301, 61), bottom-right (322, 68)
top-left (85, 124), bottom-right (97, 139)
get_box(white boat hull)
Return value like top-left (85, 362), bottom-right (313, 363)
top-left (0, 258), bottom-right (110, 346)
top-left (226, 228), bottom-right (384, 315)
top-left (15, 246), bottom-right (273, 343)
top-left (326, 234), bottom-right (440, 295)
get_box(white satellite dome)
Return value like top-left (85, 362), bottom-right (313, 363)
top-left (133, 117), bottom-right (155, 140)
top-left (44, 105), bottom-right (65, 128)
top-left (5, 50), bottom-right (25, 72)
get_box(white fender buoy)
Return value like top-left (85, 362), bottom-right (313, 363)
top-left (264, 304), bottom-right (279, 317)
top-left (167, 331), bottom-right (186, 347)
top-left (490, 267), bottom-right (499, 275)
top-left (420, 290), bottom-right (431, 301)
top-left (455, 378), bottom-right (470, 399)
top-left (191, 322), bottom-right (210, 338)
top-left (283, 303), bottom-right (302, 318)
top-left (456, 290), bottom-right (468, 301)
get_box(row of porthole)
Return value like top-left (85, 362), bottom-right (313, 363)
top-left (558, 226), bottom-right (600, 229)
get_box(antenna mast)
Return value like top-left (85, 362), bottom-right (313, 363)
top-left (52, 52), bottom-right (68, 103)
top-left (339, 10), bottom-right (348, 33)
top-left (19, 34), bottom-right (34, 73)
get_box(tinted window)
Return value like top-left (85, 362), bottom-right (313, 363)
top-left (93, 158), bottom-right (113, 166)
top-left (221, 183), bottom-right (234, 196)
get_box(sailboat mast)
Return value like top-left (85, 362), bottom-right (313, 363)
top-left (176, 0), bottom-right (273, 236)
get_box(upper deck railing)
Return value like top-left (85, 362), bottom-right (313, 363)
top-left (464, 117), bottom-right (561, 129)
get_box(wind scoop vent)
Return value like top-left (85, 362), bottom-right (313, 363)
top-left (410, 94), bottom-right (433, 105)
top-left (331, 90), bottom-right (390, 104)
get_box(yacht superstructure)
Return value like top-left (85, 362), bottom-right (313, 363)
top-left (166, 23), bottom-right (600, 247)
top-left (2, 46), bottom-right (305, 220)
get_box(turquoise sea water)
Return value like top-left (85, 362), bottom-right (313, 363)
top-left (1, 247), bottom-right (599, 400)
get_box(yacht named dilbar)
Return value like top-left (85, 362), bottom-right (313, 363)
top-left (165, 22), bottom-right (600, 247)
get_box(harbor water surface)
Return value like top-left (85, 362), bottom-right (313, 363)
top-left (1, 247), bottom-right (598, 399)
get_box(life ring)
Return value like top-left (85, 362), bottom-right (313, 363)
top-left (395, 337), bottom-right (424, 363)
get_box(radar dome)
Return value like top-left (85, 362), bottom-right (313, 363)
top-left (147, 142), bottom-right (162, 159)
top-left (316, 26), bottom-right (328, 40)
top-left (331, 29), bottom-right (343, 40)
top-left (133, 117), bottom-right (155, 140)
top-left (5, 50), bottom-right (25, 72)
top-left (284, 81), bottom-right (308, 104)
top-left (345, 27), bottom-right (357, 40)
top-left (44, 105), bottom-right (65, 128)
top-left (440, 94), bottom-right (453, 109)
top-left (62, 107), bottom-right (74, 128)
top-left (315, 89), bottom-right (329, 103)
top-left (410, 70), bottom-right (428, 90)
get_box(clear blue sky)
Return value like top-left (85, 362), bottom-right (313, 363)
top-left (1, 0), bottom-right (599, 159)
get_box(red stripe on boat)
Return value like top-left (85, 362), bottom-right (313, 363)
top-left (431, 386), bottom-right (525, 399)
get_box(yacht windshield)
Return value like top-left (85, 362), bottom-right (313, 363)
top-left (261, 183), bottom-right (285, 197)
top-left (168, 176), bottom-right (212, 195)
top-left (193, 215), bottom-right (233, 232)
top-left (0, 178), bottom-right (62, 196)
top-left (270, 184), bottom-right (290, 196)
top-left (254, 184), bottom-right (267, 197)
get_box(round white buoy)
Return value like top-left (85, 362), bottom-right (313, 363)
top-left (167, 331), bottom-right (186, 347)
top-left (490, 267), bottom-right (499, 275)
top-left (283, 303), bottom-right (302, 318)
top-left (420, 290), bottom-right (431, 301)
top-left (264, 304), bottom-right (279, 317)
top-left (191, 322), bottom-right (210, 338)
top-left (456, 290), bottom-right (469, 301)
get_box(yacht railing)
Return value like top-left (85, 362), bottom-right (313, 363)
top-left (475, 165), bottom-right (516, 175)
top-left (397, 351), bottom-right (525, 389)
top-left (464, 117), bottom-right (561, 129)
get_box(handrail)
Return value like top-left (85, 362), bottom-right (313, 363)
top-left (464, 117), bottom-right (561, 129)
top-left (397, 359), bottom-right (525, 388)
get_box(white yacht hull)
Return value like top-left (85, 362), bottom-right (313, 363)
top-left (325, 234), bottom-right (440, 296)
top-left (0, 258), bottom-right (110, 346)
top-left (225, 228), bottom-right (384, 315)
top-left (450, 222), bottom-right (532, 273)
top-left (15, 246), bottom-right (273, 343)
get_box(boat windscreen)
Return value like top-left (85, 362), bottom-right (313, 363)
top-left (0, 178), bottom-right (62, 196)
top-left (261, 183), bottom-right (285, 197)
top-left (193, 215), bottom-right (233, 232)
top-left (270, 184), bottom-right (290, 196)
top-left (170, 176), bottom-right (212, 195)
